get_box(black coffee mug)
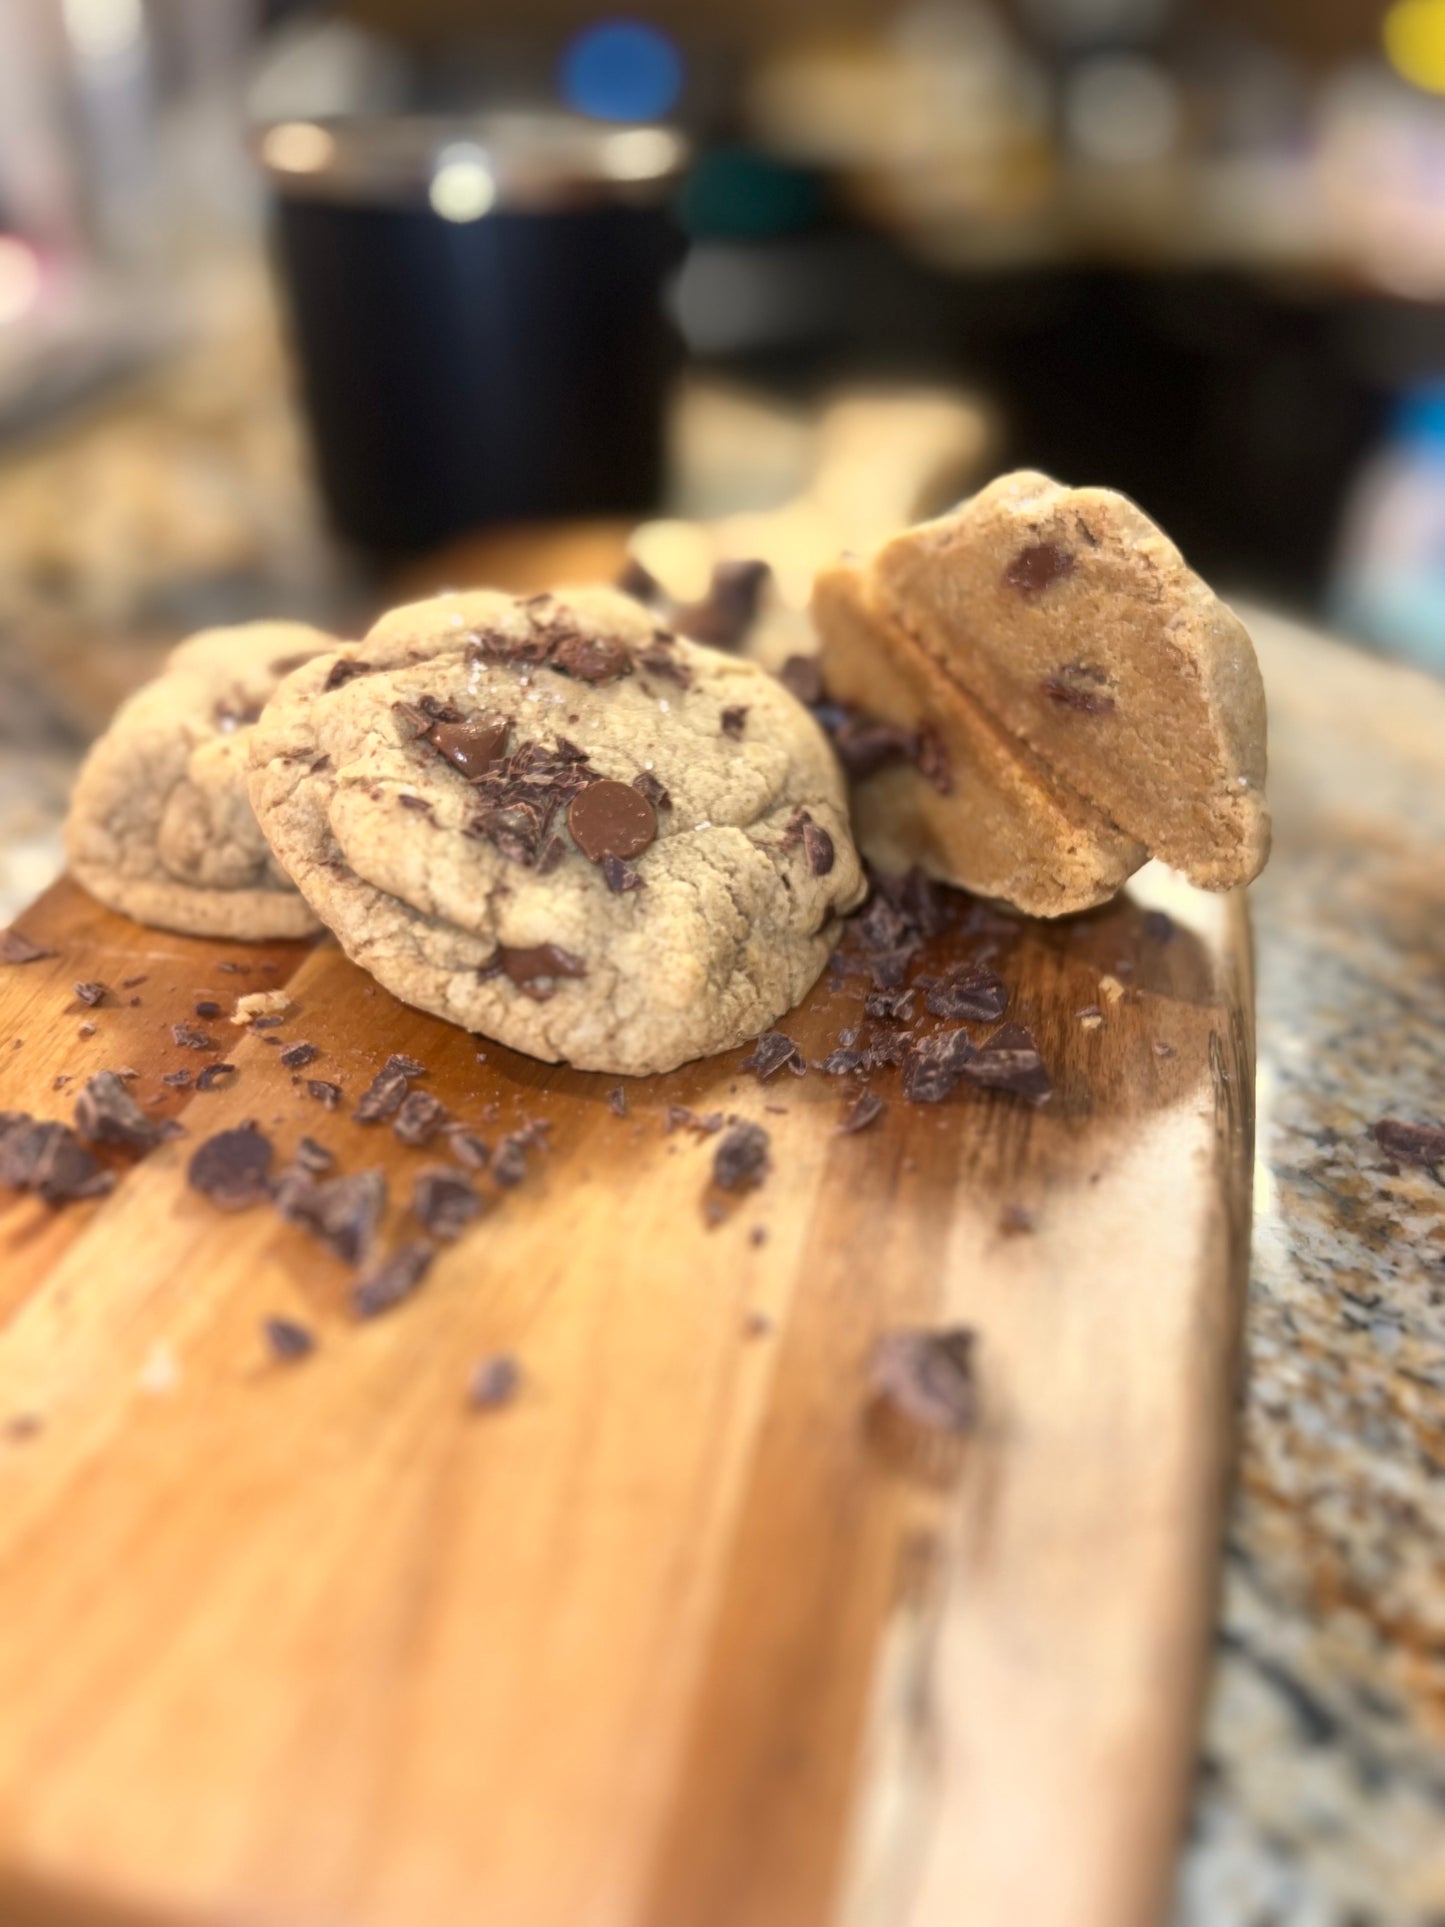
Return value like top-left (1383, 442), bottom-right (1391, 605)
top-left (260, 114), bottom-right (687, 557)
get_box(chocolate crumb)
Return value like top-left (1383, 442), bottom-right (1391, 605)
top-left (840, 1090), bottom-right (884, 1134)
top-left (187, 1125), bottom-right (274, 1211)
top-left (961, 1023), bottom-right (1051, 1103)
top-left (821, 1048), bottom-right (867, 1075)
top-left (468, 1353), bottom-right (520, 1411)
top-left (666, 1106), bottom-right (723, 1136)
top-left (413, 1165), bottom-right (483, 1241)
top-left (749, 1224), bottom-right (768, 1247)
top-left (74, 1070), bottom-right (165, 1152)
top-left (492, 1135), bottom-right (529, 1188)
top-left (193, 999), bottom-right (221, 1019)
top-left (1005, 541), bottom-right (1075, 595)
top-left (263, 1317), bottom-right (316, 1362)
top-left (744, 1311), bottom-right (774, 1337)
top-left (914, 725), bottom-right (953, 794)
top-left (448, 1129), bottom-right (490, 1172)
top-left (925, 965), bottom-right (1008, 1023)
top-left (741, 1032), bottom-right (806, 1081)
top-left (72, 981), bottom-right (106, 1007)
top-left (171, 1023), bottom-right (217, 1052)
top-left (865, 988), bottom-right (915, 1023)
top-left (720, 705), bottom-right (749, 740)
top-left (386, 1054), bottom-right (427, 1078)
top-left (870, 1327), bottom-right (978, 1434)
top-left (902, 1029), bottom-right (974, 1103)
top-left (1, 928), bottom-right (54, 964)
top-left (162, 1070), bottom-right (193, 1089)
top-left (1042, 676), bottom-right (1115, 715)
top-left (393, 1088), bottom-right (448, 1148)
top-left (713, 1121), bottom-right (771, 1192)
top-left (274, 1167), bottom-right (386, 1265)
top-left (294, 1136), bottom-right (334, 1174)
top-left (354, 1062), bottom-right (410, 1124)
top-left (353, 1242), bottom-right (434, 1319)
top-left (1152, 1042), bottom-right (1175, 1060)
top-left (279, 1041), bottom-right (319, 1070)
top-left (1374, 1119), bottom-right (1445, 1170)
top-left (120, 975), bottom-right (148, 989)
top-left (306, 1078), bottom-right (342, 1109)
top-left (608, 1086), bottom-right (629, 1118)
top-left (194, 1063), bottom-right (236, 1092)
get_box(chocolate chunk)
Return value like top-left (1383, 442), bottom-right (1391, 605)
top-left (492, 1135), bottom-right (528, 1188)
top-left (275, 1167), bottom-right (386, 1265)
top-left (1375, 1119), bottom-right (1445, 1169)
top-left (352, 1242), bottom-right (434, 1319)
top-left (279, 1041), bottom-right (319, 1070)
top-left (925, 964), bottom-right (1008, 1023)
top-left (830, 714), bottom-right (918, 782)
top-left (865, 988), bottom-right (916, 1023)
top-left (961, 1022), bottom-right (1051, 1102)
top-left (822, 1047), bottom-right (867, 1075)
top-left (393, 1088), bottom-right (448, 1148)
top-left (72, 981), bottom-right (106, 1007)
top-left (0, 1114), bottom-right (113, 1203)
top-left (354, 1063), bottom-right (410, 1124)
top-left (801, 817), bottom-right (834, 877)
top-left (870, 1327), bottom-right (978, 1433)
top-left (194, 999), bottom-right (222, 1019)
top-left (171, 1024), bottom-right (217, 1051)
top-left (720, 705), bottom-right (749, 740)
top-left (840, 1090), bottom-right (884, 1134)
top-left (413, 1166), bottom-right (483, 1241)
top-left (616, 555), bottom-right (662, 601)
top-left (636, 643), bottom-right (692, 689)
top-left (497, 943), bottom-right (587, 1001)
top-left (779, 654), bottom-right (825, 707)
top-left (867, 1034), bottom-right (911, 1071)
top-left (263, 1317), bottom-right (316, 1361)
top-left (468, 1353), bottom-right (520, 1411)
top-left (294, 1136), bottom-right (334, 1174)
top-left (741, 1032), bottom-right (806, 1081)
top-left (674, 559), bottom-right (771, 650)
top-left (568, 779), bottom-right (657, 864)
top-left (194, 1063), bottom-right (236, 1092)
top-left (0, 928), bottom-right (54, 965)
top-left (902, 1028), bottom-right (974, 1104)
top-left (713, 1121), bottom-right (771, 1192)
top-left (469, 624), bottom-right (554, 668)
top-left (323, 657), bottom-right (373, 690)
top-left (448, 1129), bottom-right (490, 1172)
top-left (385, 1054), bottom-right (427, 1077)
top-left (73, 1070), bottom-right (165, 1152)
top-left (631, 770), bottom-right (671, 812)
top-left (162, 1069), bottom-right (193, 1089)
top-left (426, 715), bottom-right (510, 778)
top-left (608, 1086), bottom-right (629, 1118)
top-left (306, 1078), bottom-right (342, 1109)
top-left (665, 1106), bottom-right (723, 1135)
top-left (1004, 541), bottom-right (1075, 594)
top-left (602, 855), bottom-right (644, 894)
top-left (187, 1125), bottom-right (274, 1211)
top-left (551, 631), bottom-right (632, 684)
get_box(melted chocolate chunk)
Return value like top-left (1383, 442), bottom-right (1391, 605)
top-left (323, 657), bottom-right (373, 691)
top-left (354, 1063), bottom-right (410, 1123)
top-left (264, 1317), bottom-right (316, 1361)
top-left (840, 1090), bottom-right (884, 1134)
top-left (713, 1121), bottom-right (771, 1192)
top-left (426, 715), bottom-right (510, 777)
top-left (0, 928), bottom-right (54, 964)
top-left (72, 981), bottom-right (106, 1007)
top-left (1375, 1118), bottom-right (1445, 1169)
top-left (0, 1114), bottom-right (113, 1203)
top-left (551, 631), bottom-right (632, 685)
top-left (274, 1167), bottom-right (385, 1264)
top-left (902, 1029), bottom-right (974, 1104)
top-left (393, 1088), bottom-right (448, 1148)
top-left (468, 1353), bottom-right (521, 1411)
top-left (413, 1165), bottom-right (483, 1241)
top-left (497, 943), bottom-right (587, 1002)
top-left (306, 1078), bottom-right (342, 1109)
top-left (870, 1327), bottom-right (978, 1433)
top-left (778, 654), bottom-right (825, 707)
top-left (1004, 541), bottom-right (1075, 594)
top-left (352, 1241), bottom-right (434, 1319)
top-left (631, 770), bottom-right (671, 812)
top-left (741, 1032), bottom-right (806, 1081)
top-left (568, 779), bottom-right (656, 863)
top-left (279, 1041), bottom-right (319, 1070)
top-left (720, 705), bottom-right (749, 741)
top-left (187, 1125), bottom-right (274, 1211)
top-left (925, 965), bottom-right (1008, 1023)
top-left (171, 1024), bottom-right (217, 1052)
top-left (961, 1022), bottom-right (1051, 1102)
top-left (194, 1063), bottom-right (236, 1092)
top-left (602, 855), bottom-right (645, 894)
top-left (73, 1070), bottom-right (165, 1152)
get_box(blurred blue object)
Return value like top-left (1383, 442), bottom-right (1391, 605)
top-left (1331, 380), bottom-right (1445, 675)
top-left (559, 21), bottom-right (682, 124)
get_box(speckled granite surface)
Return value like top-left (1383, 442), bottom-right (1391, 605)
top-left (1173, 612), bottom-right (1445, 1927)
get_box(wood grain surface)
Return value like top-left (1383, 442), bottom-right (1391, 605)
top-left (0, 854), bottom-right (1253, 1927)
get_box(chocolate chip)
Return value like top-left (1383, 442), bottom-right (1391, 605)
top-left (902, 1028), bottom-right (974, 1104)
top-left (72, 981), bottom-right (106, 1007)
top-left (1004, 541), bottom-right (1075, 594)
top-left (0, 928), bottom-right (54, 964)
top-left (448, 1129), bottom-right (490, 1172)
top-left (427, 715), bottom-right (510, 778)
top-left (822, 1047), bottom-right (867, 1075)
top-left (352, 1242), bottom-right (433, 1319)
top-left (73, 1070), bottom-right (165, 1152)
top-left (263, 1317), bottom-right (316, 1361)
top-left (961, 1022), bottom-right (1051, 1102)
top-left (1374, 1119), bottom-right (1445, 1169)
top-left (171, 1024), bottom-right (217, 1052)
top-left (306, 1078), bottom-right (342, 1109)
top-left (801, 818), bottom-right (834, 876)
top-left (279, 1041), bottom-right (319, 1070)
top-left (323, 657), bottom-right (373, 690)
top-left (778, 655), bottom-right (825, 707)
top-left (602, 855), bottom-right (644, 894)
top-left (925, 965), bottom-right (1008, 1022)
top-left (720, 705), bottom-right (749, 740)
top-left (492, 1135), bottom-right (528, 1188)
top-left (713, 1121), bottom-right (770, 1192)
top-left (741, 1032), bottom-right (806, 1081)
top-left (0, 1114), bottom-right (113, 1203)
top-left (468, 1353), bottom-right (520, 1411)
top-left (870, 1327), bottom-right (978, 1433)
top-left (274, 1167), bottom-right (385, 1264)
top-left (294, 1136), bottom-right (334, 1174)
top-left (568, 779), bottom-right (657, 864)
top-left (608, 1086), bottom-right (629, 1118)
top-left (632, 770), bottom-right (672, 812)
top-left (393, 1088), bottom-right (448, 1148)
top-left (865, 988), bottom-right (916, 1023)
top-left (413, 1165), bottom-right (483, 1241)
top-left (193, 999), bottom-right (222, 1019)
top-left (162, 1069), bottom-right (193, 1089)
top-left (354, 1063), bottom-right (410, 1124)
top-left (194, 1063), bottom-right (236, 1092)
top-left (665, 1106), bottom-right (723, 1135)
top-left (551, 632), bottom-right (632, 684)
top-left (840, 1090), bottom-right (884, 1134)
top-left (497, 943), bottom-right (587, 1000)
top-left (187, 1125), bottom-right (274, 1211)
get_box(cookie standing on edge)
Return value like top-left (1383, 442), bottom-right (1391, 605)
top-left (246, 588), bottom-right (865, 1076)
top-left (66, 623), bottom-right (336, 939)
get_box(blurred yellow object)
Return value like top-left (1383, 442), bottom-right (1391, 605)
top-left (1384, 0), bottom-right (1445, 93)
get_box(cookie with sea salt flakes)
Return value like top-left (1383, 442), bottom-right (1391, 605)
top-left (66, 621), bottom-right (335, 939)
top-left (246, 587), bottom-right (865, 1075)
top-left (865, 471), bottom-right (1269, 891)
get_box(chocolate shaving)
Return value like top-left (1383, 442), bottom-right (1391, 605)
top-left (306, 1078), bottom-right (342, 1109)
top-left (274, 1167), bottom-right (385, 1265)
top-left (778, 655), bottom-right (825, 707)
top-left (1375, 1119), bottom-right (1445, 1170)
top-left (354, 1063), bottom-right (410, 1123)
top-left (398, 794), bottom-right (434, 818)
top-left (0, 928), bottom-right (54, 965)
top-left (0, 1113), bottom-right (113, 1203)
top-left (602, 855), bottom-right (644, 894)
top-left (740, 1032), bottom-right (806, 1081)
top-left (294, 1136), bottom-right (334, 1174)
top-left (1005, 541), bottom-right (1075, 594)
top-left (713, 1121), bottom-right (771, 1192)
top-left (194, 1063), bottom-right (236, 1092)
top-left (870, 1327), bottom-right (978, 1433)
top-left (73, 1070), bottom-right (165, 1152)
top-left (632, 770), bottom-right (671, 812)
top-left (413, 1166), bottom-right (483, 1241)
top-left (720, 705), bottom-right (749, 740)
top-left (171, 1024), bottom-right (217, 1052)
top-left (902, 1028), bottom-right (974, 1104)
top-left (865, 988), bottom-right (916, 1022)
top-left (448, 1129), bottom-right (490, 1171)
top-left (492, 1135), bottom-right (529, 1188)
top-left (385, 1054), bottom-right (427, 1077)
top-left (961, 1022), bottom-right (1051, 1103)
top-left (665, 1106), bottom-right (723, 1135)
top-left (840, 1090), bottom-right (884, 1134)
top-left (323, 657), bottom-right (373, 691)
top-left (468, 1353), bottom-right (520, 1411)
top-left (279, 1041), bottom-right (319, 1070)
top-left (822, 1047), bottom-right (867, 1075)
top-left (353, 1242), bottom-right (434, 1320)
top-left (72, 981), bottom-right (106, 1007)
top-left (393, 1088), bottom-right (448, 1148)
top-left (925, 965), bottom-right (1008, 1022)
top-left (264, 1317), bottom-right (316, 1361)
top-left (187, 1125), bottom-right (274, 1212)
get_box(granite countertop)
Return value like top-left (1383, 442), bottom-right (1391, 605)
top-left (0, 337), bottom-right (1441, 1923)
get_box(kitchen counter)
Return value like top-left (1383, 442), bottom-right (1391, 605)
top-left (0, 341), bottom-right (1441, 1922)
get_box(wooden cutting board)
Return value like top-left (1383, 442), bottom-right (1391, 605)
top-left (0, 845), bottom-right (1253, 1927)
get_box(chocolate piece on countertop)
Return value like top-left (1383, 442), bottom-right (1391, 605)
top-left (187, 1125), bottom-right (274, 1212)
top-left (713, 1121), bottom-right (771, 1192)
top-left (274, 1167), bottom-right (386, 1265)
top-left (741, 1032), bottom-right (806, 1081)
top-left (0, 928), bottom-right (55, 965)
top-left (413, 1165), bottom-right (484, 1241)
top-left (263, 1317), bottom-right (316, 1362)
top-left (393, 1088), bottom-right (448, 1148)
top-left (467, 1353), bottom-right (521, 1411)
top-left (352, 1242), bottom-right (434, 1319)
top-left (925, 964), bottom-right (1008, 1023)
top-left (961, 1022), bottom-right (1052, 1103)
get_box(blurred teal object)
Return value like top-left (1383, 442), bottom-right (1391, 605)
top-left (1331, 380), bottom-right (1445, 675)
top-left (678, 146), bottom-right (822, 240)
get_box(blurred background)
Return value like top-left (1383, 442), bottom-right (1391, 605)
top-left (1, 0), bottom-right (1443, 904)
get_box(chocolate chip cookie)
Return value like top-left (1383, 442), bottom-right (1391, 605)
top-left (247, 588), bottom-right (865, 1074)
top-left (67, 622), bottom-right (336, 938)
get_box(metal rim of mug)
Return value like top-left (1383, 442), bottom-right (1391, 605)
top-left (255, 111), bottom-right (688, 214)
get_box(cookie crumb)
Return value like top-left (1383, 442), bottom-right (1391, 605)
top-left (231, 990), bottom-right (293, 1026)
